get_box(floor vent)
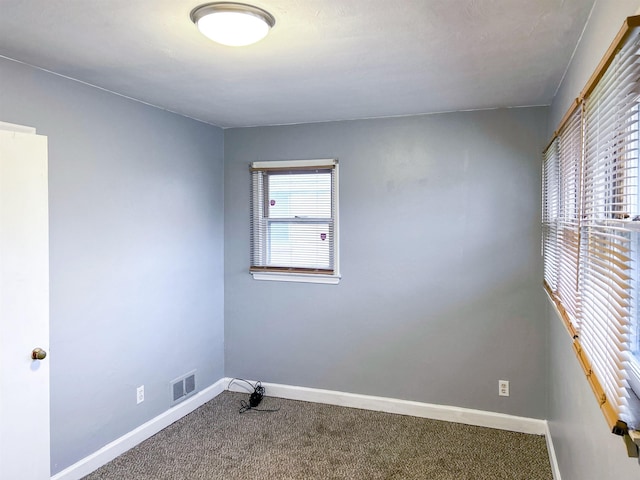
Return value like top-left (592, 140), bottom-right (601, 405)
top-left (170, 370), bottom-right (197, 405)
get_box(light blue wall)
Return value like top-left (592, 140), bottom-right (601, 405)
top-left (547, 1), bottom-right (640, 478)
top-left (548, 300), bottom-right (639, 478)
top-left (549, 0), bottom-right (640, 135)
top-left (0, 57), bottom-right (225, 474)
top-left (224, 107), bottom-right (549, 419)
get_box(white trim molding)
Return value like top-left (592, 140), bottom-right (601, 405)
top-left (251, 158), bottom-right (337, 169)
top-left (226, 379), bottom-right (547, 435)
top-left (0, 120), bottom-right (36, 134)
top-left (50, 378), bottom-right (227, 480)
top-left (251, 271), bottom-right (341, 284)
top-left (545, 421), bottom-right (562, 480)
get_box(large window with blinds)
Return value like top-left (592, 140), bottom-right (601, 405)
top-left (543, 16), bottom-right (640, 453)
top-left (250, 159), bottom-right (340, 284)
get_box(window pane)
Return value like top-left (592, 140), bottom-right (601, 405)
top-left (268, 222), bottom-right (331, 269)
top-left (267, 172), bottom-right (331, 219)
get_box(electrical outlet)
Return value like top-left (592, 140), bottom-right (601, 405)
top-left (137, 385), bottom-right (144, 404)
top-left (499, 380), bottom-right (509, 397)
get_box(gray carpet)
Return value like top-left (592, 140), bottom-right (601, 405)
top-left (83, 391), bottom-right (553, 479)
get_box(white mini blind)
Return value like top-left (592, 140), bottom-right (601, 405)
top-left (542, 138), bottom-right (560, 292)
top-left (543, 105), bottom-right (583, 335)
top-left (580, 29), bottom-right (640, 428)
top-left (557, 107), bottom-right (583, 332)
top-left (579, 226), bottom-right (633, 426)
top-left (250, 159), bottom-right (338, 275)
top-left (543, 16), bottom-right (640, 445)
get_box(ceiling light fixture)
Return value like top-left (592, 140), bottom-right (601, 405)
top-left (190, 2), bottom-right (275, 47)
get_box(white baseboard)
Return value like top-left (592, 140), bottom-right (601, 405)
top-left (50, 377), bottom-right (227, 480)
top-left (545, 421), bottom-right (562, 480)
top-left (53, 377), bottom-right (556, 480)
top-left (226, 378), bottom-right (548, 435)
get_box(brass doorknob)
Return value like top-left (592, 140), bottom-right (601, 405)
top-left (31, 348), bottom-right (47, 360)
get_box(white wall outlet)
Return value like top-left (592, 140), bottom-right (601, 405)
top-left (137, 385), bottom-right (144, 404)
top-left (499, 380), bottom-right (509, 397)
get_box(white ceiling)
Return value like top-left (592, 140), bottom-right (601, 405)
top-left (0, 0), bottom-right (595, 128)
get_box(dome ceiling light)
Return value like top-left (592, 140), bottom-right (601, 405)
top-left (190, 2), bottom-right (275, 47)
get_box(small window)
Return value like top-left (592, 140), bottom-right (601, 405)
top-left (249, 159), bottom-right (339, 284)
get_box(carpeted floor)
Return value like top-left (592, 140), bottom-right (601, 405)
top-left (83, 391), bottom-right (553, 479)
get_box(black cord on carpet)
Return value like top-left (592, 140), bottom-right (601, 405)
top-left (228, 378), bottom-right (280, 414)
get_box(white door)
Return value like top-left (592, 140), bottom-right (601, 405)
top-left (0, 123), bottom-right (50, 479)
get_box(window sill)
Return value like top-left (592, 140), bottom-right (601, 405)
top-left (251, 271), bottom-right (341, 284)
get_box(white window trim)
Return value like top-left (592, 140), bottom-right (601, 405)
top-left (251, 271), bottom-right (341, 284)
top-left (250, 158), bottom-right (340, 285)
top-left (252, 158), bottom-right (335, 169)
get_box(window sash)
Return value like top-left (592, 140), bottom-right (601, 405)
top-left (250, 159), bottom-right (338, 276)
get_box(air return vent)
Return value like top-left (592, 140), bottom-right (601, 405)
top-left (170, 370), bottom-right (197, 405)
